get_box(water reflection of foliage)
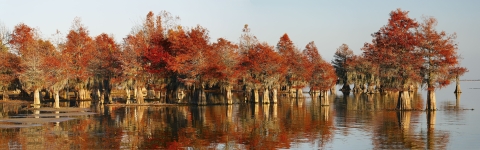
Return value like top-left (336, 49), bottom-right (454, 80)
top-left (87, 97), bottom-right (337, 149)
top-left (0, 90), bottom-right (455, 149)
top-left (333, 91), bottom-right (449, 149)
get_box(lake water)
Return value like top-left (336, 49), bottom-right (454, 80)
top-left (0, 82), bottom-right (479, 149)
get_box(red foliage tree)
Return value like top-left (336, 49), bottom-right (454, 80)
top-left (240, 42), bottom-right (286, 103)
top-left (165, 25), bottom-right (211, 104)
top-left (121, 33), bottom-right (150, 104)
top-left (204, 38), bottom-right (240, 104)
top-left (417, 16), bottom-right (465, 110)
top-left (43, 43), bottom-right (68, 108)
top-left (9, 23), bottom-right (54, 105)
top-left (0, 50), bottom-right (19, 100)
top-left (362, 9), bottom-right (422, 110)
top-left (63, 18), bottom-right (96, 100)
top-left (303, 41), bottom-right (337, 105)
top-left (91, 33), bottom-right (121, 104)
top-left (276, 33), bottom-right (309, 98)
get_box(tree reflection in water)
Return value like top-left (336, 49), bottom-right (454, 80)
top-left (0, 91), bottom-right (454, 149)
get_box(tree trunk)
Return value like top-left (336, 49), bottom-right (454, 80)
top-left (85, 90), bottom-right (92, 100)
top-left (226, 86), bottom-right (233, 104)
top-left (34, 88), bottom-right (41, 105)
top-left (2, 90), bottom-right (8, 101)
top-left (320, 90), bottom-right (329, 106)
top-left (196, 86), bottom-right (206, 105)
top-left (396, 90), bottom-right (411, 110)
top-left (100, 91), bottom-right (105, 104)
top-left (252, 89), bottom-right (259, 103)
top-left (352, 83), bottom-right (359, 93)
top-left (103, 79), bottom-right (111, 103)
top-left (296, 88), bottom-right (304, 98)
top-left (290, 87), bottom-right (296, 98)
top-left (367, 84), bottom-right (375, 94)
top-left (455, 92), bottom-right (461, 109)
top-left (426, 90), bottom-right (436, 110)
top-left (64, 90), bottom-right (68, 100)
top-left (272, 88), bottom-right (278, 103)
top-left (330, 84), bottom-right (336, 95)
top-left (146, 86), bottom-right (155, 99)
top-left (362, 84), bottom-right (367, 93)
top-left (136, 86), bottom-right (145, 104)
top-left (126, 89), bottom-right (131, 100)
top-left (263, 88), bottom-right (270, 103)
top-left (106, 92), bottom-right (113, 104)
top-left (341, 83), bottom-right (350, 92)
top-left (134, 87), bottom-right (138, 99)
top-left (454, 76), bottom-right (461, 93)
top-left (98, 89), bottom-right (104, 104)
top-left (155, 90), bottom-right (161, 100)
top-left (54, 90), bottom-right (60, 108)
top-left (78, 89), bottom-right (84, 100)
top-left (125, 89), bottom-right (131, 104)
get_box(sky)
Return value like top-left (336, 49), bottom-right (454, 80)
top-left (1, 0), bottom-right (479, 79)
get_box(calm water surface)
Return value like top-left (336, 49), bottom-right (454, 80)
top-left (0, 82), bottom-right (479, 149)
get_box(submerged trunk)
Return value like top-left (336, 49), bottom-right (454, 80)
top-left (362, 84), bottom-right (367, 93)
top-left (196, 86), bottom-right (206, 105)
top-left (64, 90), bottom-right (68, 100)
top-left (272, 88), bottom-right (278, 103)
top-left (454, 76), bottom-right (461, 93)
top-left (455, 92), bottom-right (461, 109)
top-left (78, 88), bottom-right (85, 100)
top-left (146, 88), bottom-right (155, 99)
top-left (133, 87), bottom-right (138, 99)
top-left (2, 90), bottom-right (8, 101)
top-left (251, 89), bottom-right (259, 103)
top-left (396, 90), bottom-right (412, 110)
top-left (34, 88), bottom-right (40, 105)
top-left (136, 86), bottom-right (145, 104)
top-left (225, 86), bottom-right (233, 104)
top-left (296, 88), bottom-right (304, 98)
top-left (125, 89), bottom-right (131, 101)
top-left (54, 90), bottom-right (60, 108)
top-left (289, 87), bottom-right (296, 98)
top-left (426, 90), bottom-right (436, 110)
top-left (330, 84), bottom-right (336, 95)
top-left (98, 89), bottom-right (104, 104)
top-left (352, 83), bottom-right (361, 93)
top-left (320, 90), bottom-right (329, 106)
top-left (103, 79), bottom-right (111, 103)
top-left (341, 83), bottom-right (351, 92)
top-left (263, 88), bottom-right (270, 103)
top-left (106, 92), bottom-right (113, 104)
top-left (367, 84), bottom-right (375, 94)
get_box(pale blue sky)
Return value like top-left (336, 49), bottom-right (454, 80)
top-left (1, 0), bottom-right (479, 79)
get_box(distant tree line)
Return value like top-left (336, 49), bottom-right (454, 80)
top-left (0, 9), bottom-right (467, 110)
